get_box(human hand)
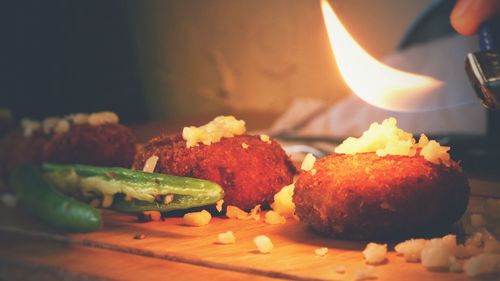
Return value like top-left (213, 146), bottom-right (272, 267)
top-left (450, 0), bottom-right (500, 35)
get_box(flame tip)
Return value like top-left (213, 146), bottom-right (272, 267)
top-left (321, 1), bottom-right (443, 111)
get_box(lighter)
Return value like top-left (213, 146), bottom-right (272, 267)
top-left (465, 17), bottom-right (500, 109)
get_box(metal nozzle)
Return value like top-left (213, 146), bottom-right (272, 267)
top-left (465, 51), bottom-right (500, 110)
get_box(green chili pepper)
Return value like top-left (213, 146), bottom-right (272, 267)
top-left (10, 165), bottom-right (102, 233)
top-left (41, 163), bottom-right (224, 213)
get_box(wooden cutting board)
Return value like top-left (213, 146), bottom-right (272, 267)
top-left (0, 193), bottom-right (493, 281)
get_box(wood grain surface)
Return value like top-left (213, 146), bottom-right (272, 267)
top-left (1, 192), bottom-right (494, 281)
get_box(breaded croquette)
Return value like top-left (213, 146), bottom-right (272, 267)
top-left (133, 134), bottom-right (296, 210)
top-left (294, 153), bottom-right (469, 240)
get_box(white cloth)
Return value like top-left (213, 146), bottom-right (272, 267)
top-left (270, 35), bottom-right (487, 138)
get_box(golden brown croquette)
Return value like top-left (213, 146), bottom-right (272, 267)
top-left (294, 153), bottom-right (469, 241)
top-left (133, 134), bottom-right (297, 210)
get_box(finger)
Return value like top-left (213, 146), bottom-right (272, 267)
top-left (450, 0), bottom-right (500, 35)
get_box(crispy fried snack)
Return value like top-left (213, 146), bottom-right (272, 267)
top-left (1, 123), bottom-right (136, 179)
top-left (294, 153), bottom-right (469, 241)
top-left (133, 134), bottom-right (296, 210)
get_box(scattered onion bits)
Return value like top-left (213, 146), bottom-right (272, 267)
top-left (183, 210), bottom-right (212, 226)
top-left (254, 235), bottom-right (274, 254)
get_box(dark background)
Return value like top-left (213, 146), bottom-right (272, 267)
top-left (2, 1), bottom-right (147, 123)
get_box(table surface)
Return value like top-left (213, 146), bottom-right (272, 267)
top-left (0, 192), bottom-right (497, 281)
top-left (1, 114), bottom-right (499, 281)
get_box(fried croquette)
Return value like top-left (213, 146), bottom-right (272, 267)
top-left (133, 134), bottom-right (296, 210)
top-left (1, 123), bottom-right (136, 179)
top-left (294, 153), bottom-right (469, 241)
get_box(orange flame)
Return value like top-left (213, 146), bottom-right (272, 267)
top-left (321, 0), bottom-right (444, 111)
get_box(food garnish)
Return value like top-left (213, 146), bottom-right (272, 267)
top-left (300, 153), bottom-right (316, 172)
top-left (362, 243), bottom-right (387, 265)
top-left (314, 247), bottom-right (328, 256)
top-left (226, 205), bottom-right (261, 220)
top-left (254, 235), bottom-right (274, 254)
top-left (42, 163), bottom-right (224, 213)
top-left (259, 134), bottom-right (271, 144)
top-left (419, 234), bottom-right (457, 270)
top-left (393, 231), bottom-right (500, 278)
top-left (183, 210), bottom-right (212, 226)
top-left (216, 199), bottom-right (224, 212)
top-left (133, 233), bottom-right (148, 240)
top-left (271, 184), bottom-right (295, 218)
top-left (354, 266), bottom-right (376, 281)
top-left (394, 239), bottom-right (427, 262)
top-left (464, 253), bottom-right (500, 277)
top-left (10, 165), bottom-right (102, 233)
top-left (182, 116), bottom-right (246, 148)
top-left (21, 111), bottom-right (119, 138)
top-left (142, 211), bottom-right (162, 221)
top-left (449, 256), bottom-right (462, 273)
top-left (217, 231), bottom-right (236, 244)
top-left (87, 112), bottom-right (119, 126)
top-left (334, 117), bottom-right (451, 166)
top-left (142, 155), bottom-right (159, 173)
top-left (335, 265), bottom-right (346, 274)
top-left (264, 210), bottom-right (286, 225)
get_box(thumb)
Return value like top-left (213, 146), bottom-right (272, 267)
top-left (450, 0), bottom-right (500, 35)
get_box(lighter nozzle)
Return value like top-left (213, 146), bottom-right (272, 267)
top-left (465, 51), bottom-right (500, 110)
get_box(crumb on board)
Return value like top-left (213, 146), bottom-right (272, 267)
top-left (254, 235), bottom-right (274, 254)
top-left (143, 211), bottom-right (162, 222)
top-left (216, 200), bottom-right (224, 212)
top-left (133, 233), bottom-right (148, 240)
top-left (241, 142), bottom-right (249, 149)
top-left (421, 235), bottom-right (457, 270)
top-left (101, 194), bottom-right (114, 208)
top-left (395, 231), bottom-right (500, 277)
top-left (264, 211), bottom-right (286, 225)
top-left (226, 205), bottom-right (261, 220)
top-left (314, 247), bottom-right (328, 257)
top-left (335, 265), bottom-right (346, 274)
top-left (354, 266), bottom-right (377, 281)
top-left (395, 239), bottom-right (426, 262)
top-left (463, 253), bottom-right (500, 278)
top-left (217, 231), bottom-right (236, 244)
top-left (362, 243), bottom-right (387, 265)
top-left (183, 210), bottom-right (212, 226)
top-left (449, 256), bottom-right (463, 273)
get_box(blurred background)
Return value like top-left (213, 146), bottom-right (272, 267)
top-left (3, 0), bottom-right (432, 123)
